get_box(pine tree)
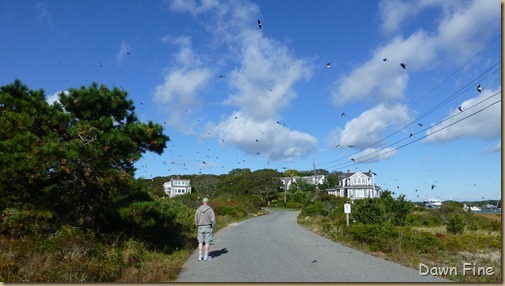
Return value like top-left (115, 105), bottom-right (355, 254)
top-left (0, 80), bottom-right (169, 232)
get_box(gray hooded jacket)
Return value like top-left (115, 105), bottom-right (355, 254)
top-left (195, 204), bottom-right (216, 228)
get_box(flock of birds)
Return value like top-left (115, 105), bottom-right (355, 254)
top-left (134, 18), bottom-right (487, 200)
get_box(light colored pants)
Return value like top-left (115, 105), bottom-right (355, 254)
top-left (197, 225), bottom-right (213, 244)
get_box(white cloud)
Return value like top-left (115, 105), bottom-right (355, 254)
top-left (210, 112), bottom-right (317, 161)
top-left (46, 90), bottom-right (68, 105)
top-left (35, 2), bottom-right (52, 26)
top-left (169, 0), bottom-right (220, 15)
top-left (332, 0), bottom-right (499, 106)
top-left (153, 36), bottom-right (212, 134)
top-left (379, 0), bottom-right (419, 35)
top-left (435, 0), bottom-right (500, 63)
top-left (115, 42), bottom-right (131, 64)
top-left (424, 87), bottom-right (501, 142)
top-left (225, 32), bottom-right (312, 120)
top-left (165, 0), bottom-right (315, 160)
top-left (327, 103), bottom-right (411, 148)
top-left (332, 31), bottom-right (437, 105)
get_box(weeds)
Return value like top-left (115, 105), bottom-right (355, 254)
top-left (298, 212), bottom-right (501, 283)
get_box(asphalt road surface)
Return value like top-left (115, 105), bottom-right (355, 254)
top-left (176, 208), bottom-right (449, 283)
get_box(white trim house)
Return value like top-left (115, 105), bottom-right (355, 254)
top-left (327, 171), bottom-right (381, 200)
top-left (164, 176), bottom-right (192, 198)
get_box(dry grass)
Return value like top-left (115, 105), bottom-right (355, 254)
top-left (299, 215), bottom-right (502, 283)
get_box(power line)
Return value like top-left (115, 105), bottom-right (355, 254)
top-left (320, 62), bottom-right (500, 168)
top-left (326, 93), bottom-right (501, 171)
top-left (319, 34), bottom-right (501, 168)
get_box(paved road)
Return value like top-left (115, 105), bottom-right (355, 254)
top-left (176, 209), bottom-right (449, 283)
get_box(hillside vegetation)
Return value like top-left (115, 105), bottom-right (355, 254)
top-left (297, 194), bottom-right (501, 283)
top-left (0, 81), bottom-right (500, 282)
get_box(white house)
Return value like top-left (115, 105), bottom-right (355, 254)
top-left (164, 176), bottom-right (192, 198)
top-left (279, 175), bottom-right (326, 190)
top-left (327, 170), bottom-right (381, 200)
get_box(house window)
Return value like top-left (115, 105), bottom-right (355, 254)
top-left (353, 177), bottom-right (366, 185)
top-left (355, 189), bottom-right (365, 198)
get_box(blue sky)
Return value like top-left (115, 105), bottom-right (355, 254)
top-left (1, 0), bottom-right (501, 202)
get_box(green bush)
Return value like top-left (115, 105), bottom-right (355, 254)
top-left (352, 199), bottom-right (386, 225)
top-left (344, 223), bottom-right (399, 252)
top-left (391, 195), bottom-right (414, 226)
top-left (401, 229), bottom-right (446, 253)
top-left (303, 201), bottom-right (329, 217)
top-left (446, 214), bottom-right (465, 235)
top-left (406, 211), bottom-right (443, 227)
top-left (118, 200), bottom-right (185, 249)
top-left (213, 205), bottom-right (239, 217)
top-left (0, 207), bottom-right (55, 237)
top-left (283, 202), bottom-right (304, 209)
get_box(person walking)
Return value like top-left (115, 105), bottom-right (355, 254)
top-left (195, 197), bottom-right (216, 261)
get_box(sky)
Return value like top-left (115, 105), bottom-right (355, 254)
top-left (0, 0), bottom-right (501, 202)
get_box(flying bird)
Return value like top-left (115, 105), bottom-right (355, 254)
top-left (458, 106), bottom-right (463, 112)
top-left (257, 19), bottom-right (262, 29)
top-left (348, 145), bottom-right (355, 148)
top-left (336, 145), bottom-right (341, 148)
top-left (383, 58), bottom-right (388, 62)
top-left (351, 158), bottom-right (355, 162)
top-left (477, 84), bottom-right (482, 93)
top-left (431, 184), bottom-right (436, 190)
top-left (418, 123), bottom-right (423, 127)
top-left (326, 62), bottom-right (332, 68)
top-left (409, 133), bottom-right (413, 137)
top-left (400, 63), bottom-right (407, 69)
top-left (341, 112), bottom-right (345, 117)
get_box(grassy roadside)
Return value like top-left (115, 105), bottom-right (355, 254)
top-left (0, 209), bottom-right (268, 282)
top-left (297, 213), bottom-right (502, 283)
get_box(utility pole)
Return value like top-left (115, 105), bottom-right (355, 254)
top-left (313, 157), bottom-right (319, 199)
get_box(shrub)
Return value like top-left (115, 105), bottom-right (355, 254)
top-left (405, 210), bottom-right (443, 227)
top-left (281, 201), bottom-right (304, 209)
top-left (303, 201), bottom-right (329, 217)
top-left (213, 205), bottom-right (239, 217)
top-left (400, 228), bottom-right (446, 253)
top-left (0, 207), bottom-right (55, 237)
top-left (446, 214), bottom-right (465, 235)
top-left (391, 195), bottom-right (414, 226)
top-left (344, 223), bottom-right (399, 252)
top-left (352, 198), bottom-right (386, 225)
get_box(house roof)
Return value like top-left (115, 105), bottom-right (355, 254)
top-left (338, 171), bottom-right (373, 180)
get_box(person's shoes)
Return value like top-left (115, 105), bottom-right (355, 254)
top-left (204, 255), bottom-right (211, 261)
top-left (198, 254), bottom-right (203, 261)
